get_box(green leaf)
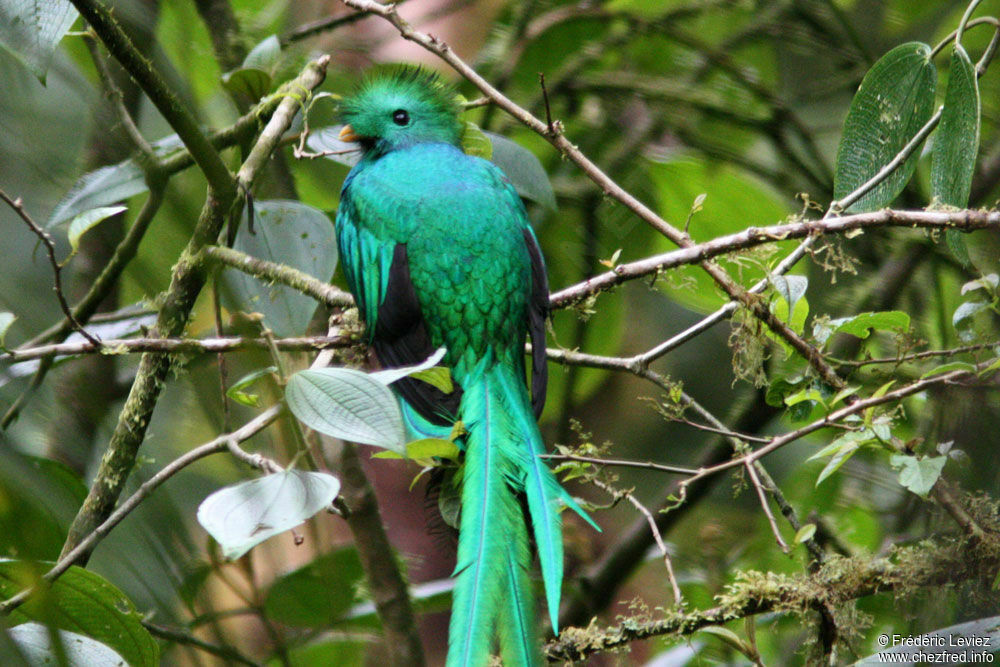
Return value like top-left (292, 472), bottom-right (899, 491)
top-left (226, 366), bottom-right (277, 407)
top-left (222, 199), bottom-right (338, 337)
top-left (769, 291), bottom-right (809, 344)
top-left (461, 121), bottom-right (492, 160)
top-left (264, 547), bottom-right (364, 627)
top-left (978, 357), bottom-right (1000, 377)
top-left (66, 206), bottom-right (127, 256)
top-left (196, 470), bottom-right (341, 560)
top-left (484, 131), bottom-right (557, 211)
top-left (404, 438), bottom-right (460, 461)
top-left (784, 387), bottom-right (825, 408)
top-left (286, 367), bottom-right (406, 452)
top-left (794, 524), bottom-right (817, 544)
top-left (47, 162), bottom-right (146, 227)
top-left (932, 44), bottom-right (980, 268)
top-left (697, 626), bottom-right (752, 656)
top-left (243, 34), bottom-right (281, 71)
top-left (46, 134), bottom-right (186, 228)
top-left (945, 229), bottom-right (971, 267)
top-left (437, 470), bottom-right (462, 529)
top-left (0, 560), bottom-right (158, 667)
top-left (765, 376), bottom-right (805, 407)
top-left (0, 312), bottom-right (15, 348)
top-left (890, 454), bottom-right (946, 497)
top-left (0, 0), bottom-right (78, 82)
top-left (770, 274), bottom-right (808, 316)
top-left (816, 442), bottom-right (861, 486)
top-left (931, 45), bottom-right (980, 208)
top-left (920, 361), bottom-right (977, 379)
top-left (0, 452), bottom-right (86, 561)
top-left (807, 429), bottom-right (873, 462)
top-left (830, 385), bottom-right (861, 406)
top-left (810, 430), bottom-right (875, 485)
top-left (6, 623), bottom-right (126, 665)
top-left (409, 366), bottom-right (454, 394)
top-left (221, 67), bottom-right (272, 103)
top-left (814, 310), bottom-right (910, 344)
top-left (833, 42), bottom-right (937, 212)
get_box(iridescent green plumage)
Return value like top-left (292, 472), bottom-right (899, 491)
top-left (335, 66), bottom-right (597, 666)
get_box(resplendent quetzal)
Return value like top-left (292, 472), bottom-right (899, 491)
top-left (335, 66), bottom-right (597, 666)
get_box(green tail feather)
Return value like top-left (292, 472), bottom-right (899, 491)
top-left (447, 362), bottom-right (598, 665)
top-left (497, 518), bottom-right (540, 666)
top-left (448, 368), bottom-right (526, 666)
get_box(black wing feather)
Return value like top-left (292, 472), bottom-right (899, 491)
top-left (523, 228), bottom-right (549, 419)
top-left (374, 243), bottom-right (462, 425)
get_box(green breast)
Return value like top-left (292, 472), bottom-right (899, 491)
top-left (341, 142), bottom-right (534, 379)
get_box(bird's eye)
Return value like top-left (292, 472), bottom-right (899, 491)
top-left (392, 109), bottom-right (410, 126)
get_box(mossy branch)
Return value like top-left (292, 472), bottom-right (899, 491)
top-left (546, 530), bottom-right (1000, 661)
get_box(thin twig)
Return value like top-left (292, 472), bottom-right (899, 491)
top-left (592, 479), bottom-right (683, 606)
top-left (746, 460), bottom-right (789, 553)
top-left (143, 621), bottom-right (259, 666)
top-left (538, 71), bottom-right (554, 134)
top-left (0, 190), bottom-right (100, 346)
top-left (539, 453), bottom-right (698, 476)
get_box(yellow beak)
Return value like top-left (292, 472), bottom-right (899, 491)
top-left (339, 124), bottom-right (361, 142)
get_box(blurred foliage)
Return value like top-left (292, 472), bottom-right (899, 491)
top-left (1, 0), bottom-right (1000, 664)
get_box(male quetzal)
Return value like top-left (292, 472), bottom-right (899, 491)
top-left (335, 66), bottom-right (597, 666)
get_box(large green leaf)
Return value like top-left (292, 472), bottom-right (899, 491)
top-left (285, 367), bottom-right (406, 452)
top-left (47, 134), bottom-right (185, 227)
top-left (264, 547), bottom-right (364, 627)
top-left (0, 0), bottom-right (77, 82)
top-left (0, 451), bottom-right (85, 561)
top-left (47, 162), bottom-right (146, 227)
top-left (0, 560), bottom-right (158, 667)
top-left (833, 42), bottom-right (937, 211)
top-left (932, 45), bottom-right (980, 207)
top-left (484, 131), bottom-right (557, 211)
top-left (222, 199), bottom-right (338, 337)
top-left (197, 470), bottom-right (341, 560)
top-left (931, 44), bottom-right (980, 266)
top-left (812, 310), bottom-right (911, 345)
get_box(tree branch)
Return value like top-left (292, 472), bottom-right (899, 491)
top-left (547, 532), bottom-right (1000, 661)
top-left (549, 209), bottom-right (1000, 308)
top-left (4, 334), bottom-right (354, 363)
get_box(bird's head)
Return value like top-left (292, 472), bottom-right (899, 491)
top-left (339, 66), bottom-right (463, 154)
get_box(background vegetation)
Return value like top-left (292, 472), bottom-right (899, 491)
top-left (1, 0), bottom-right (1000, 664)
